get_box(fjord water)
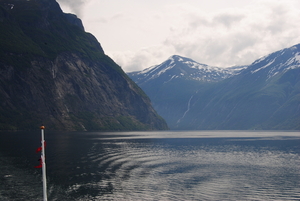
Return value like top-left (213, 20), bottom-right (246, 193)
top-left (0, 131), bottom-right (299, 200)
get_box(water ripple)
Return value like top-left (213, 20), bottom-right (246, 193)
top-left (2, 131), bottom-right (298, 200)
top-left (65, 136), bottom-right (300, 200)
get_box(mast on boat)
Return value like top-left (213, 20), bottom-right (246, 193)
top-left (39, 125), bottom-right (47, 201)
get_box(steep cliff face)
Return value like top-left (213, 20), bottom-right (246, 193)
top-left (0, 0), bottom-right (168, 131)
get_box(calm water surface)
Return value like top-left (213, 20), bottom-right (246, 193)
top-left (0, 130), bottom-right (299, 200)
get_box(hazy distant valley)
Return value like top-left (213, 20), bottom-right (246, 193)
top-left (128, 45), bottom-right (300, 130)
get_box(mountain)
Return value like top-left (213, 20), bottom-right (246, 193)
top-left (0, 0), bottom-right (168, 131)
top-left (128, 55), bottom-right (247, 129)
top-left (130, 55), bottom-right (246, 84)
top-left (128, 45), bottom-right (300, 130)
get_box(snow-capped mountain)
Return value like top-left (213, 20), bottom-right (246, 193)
top-left (127, 44), bottom-right (300, 130)
top-left (128, 55), bottom-right (246, 85)
top-left (246, 44), bottom-right (300, 79)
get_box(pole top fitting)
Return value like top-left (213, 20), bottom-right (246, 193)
top-left (40, 125), bottom-right (45, 129)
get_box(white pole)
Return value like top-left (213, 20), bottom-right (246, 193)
top-left (41, 126), bottom-right (47, 201)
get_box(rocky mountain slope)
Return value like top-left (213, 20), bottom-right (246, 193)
top-left (129, 55), bottom-right (246, 84)
top-left (0, 0), bottom-right (168, 131)
top-left (128, 45), bottom-right (300, 130)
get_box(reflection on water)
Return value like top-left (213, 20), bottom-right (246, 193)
top-left (0, 131), bottom-right (299, 200)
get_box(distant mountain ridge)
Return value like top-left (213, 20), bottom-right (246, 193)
top-left (130, 55), bottom-right (247, 84)
top-left (128, 44), bottom-right (300, 130)
top-left (0, 0), bottom-right (168, 131)
top-left (248, 45), bottom-right (300, 78)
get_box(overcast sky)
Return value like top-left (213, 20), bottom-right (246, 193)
top-left (56, 0), bottom-right (300, 72)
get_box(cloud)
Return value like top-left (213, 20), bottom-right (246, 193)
top-left (56, 0), bottom-right (300, 72)
top-left (212, 13), bottom-right (245, 28)
top-left (108, 0), bottom-right (300, 72)
top-left (109, 46), bottom-right (173, 72)
top-left (57, 0), bottom-right (88, 17)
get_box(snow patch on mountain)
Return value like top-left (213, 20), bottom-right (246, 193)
top-left (287, 52), bottom-right (300, 66)
top-left (251, 58), bottom-right (276, 74)
top-left (250, 44), bottom-right (300, 79)
top-left (164, 75), bottom-right (178, 84)
top-left (129, 55), bottom-right (247, 84)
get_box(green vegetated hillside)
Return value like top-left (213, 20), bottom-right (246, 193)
top-left (0, 0), bottom-right (168, 131)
